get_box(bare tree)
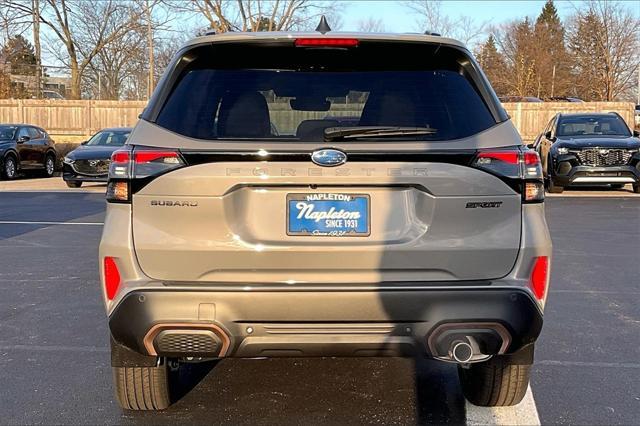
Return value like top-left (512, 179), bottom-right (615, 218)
top-left (8, 0), bottom-right (144, 99)
top-left (357, 17), bottom-right (385, 33)
top-left (568, 0), bottom-right (639, 101)
top-left (405, 0), bottom-right (488, 47)
top-left (83, 21), bottom-right (147, 100)
top-left (181, 0), bottom-right (338, 33)
top-left (0, 1), bottom-right (31, 45)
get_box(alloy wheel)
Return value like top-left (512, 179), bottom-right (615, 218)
top-left (5, 158), bottom-right (16, 178)
top-left (46, 157), bottom-right (55, 176)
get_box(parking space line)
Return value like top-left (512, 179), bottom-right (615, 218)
top-left (0, 344), bottom-right (109, 353)
top-left (0, 221), bottom-right (103, 226)
top-left (465, 385), bottom-right (540, 426)
top-left (546, 193), bottom-right (638, 198)
top-left (537, 360), bottom-right (640, 369)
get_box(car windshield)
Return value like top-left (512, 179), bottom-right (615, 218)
top-left (154, 42), bottom-right (501, 142)
top-left (86, 130), bottom-right (130, 146)
top-left (0, 125), bottom-right (17, 140)
top-left (556, 115), bottom-right (631, 137)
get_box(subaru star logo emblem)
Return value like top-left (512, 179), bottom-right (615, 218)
top-left (311, 149), bottom-right (347, 167)
top-left (89, 160), bottom-right (99, 166)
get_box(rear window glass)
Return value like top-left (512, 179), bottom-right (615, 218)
top-left (155, 42), bottom-right (498, 142)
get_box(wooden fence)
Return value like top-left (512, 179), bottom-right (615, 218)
top-left (0, 99), bottom-right (635, 142)
top-left (0, 99), bottom-right (146, 137)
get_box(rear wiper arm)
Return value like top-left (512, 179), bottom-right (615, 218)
top-left (324, 126), bottom-right (437, 142)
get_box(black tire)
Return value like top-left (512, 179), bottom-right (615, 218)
top-left (112, 363), bottom-right (171, 410)
top-left (42, 154), bottom-right (55, 178)
top-left (458, 355), bottom-right (531, 407)
top-left (547, 178), bottom-right (564, 193)
top-left (545, 157), bottom-right (563, 193)
top-left (633, 184), bottom-right (640, 194)
top-left (2, 155), bottom-right (18, 180)
top-left (66, 180), bottom-right (82, 188)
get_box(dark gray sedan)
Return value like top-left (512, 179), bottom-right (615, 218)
top-left (62, 128), bottom-right (131, 188)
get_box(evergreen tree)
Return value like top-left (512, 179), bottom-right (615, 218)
top-left (0, 35), bottom-right (37, 76)
top-left (532, 0), bottom-right (571, 98)
top-left (476, 35), bottom-right (509, 96)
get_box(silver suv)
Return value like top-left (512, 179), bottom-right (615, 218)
top-left (99, 30), bottom-right (552, 410)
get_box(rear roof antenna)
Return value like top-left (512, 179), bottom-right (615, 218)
top-left (316, 15), bottom-right (331, 34)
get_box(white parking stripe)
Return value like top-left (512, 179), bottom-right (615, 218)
top-left (538, 360), bottom-right (640, 369)
top-left (0, 344), bottom-right (109, 353)
top-left (0, 221), bottom-right (103, 225)
top-left (466, 385), bottom-right (540, 426)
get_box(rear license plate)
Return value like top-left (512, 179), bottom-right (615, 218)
top-left (287, 193), bottom-right (370, 236)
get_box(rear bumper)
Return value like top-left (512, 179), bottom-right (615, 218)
top-left (108, 287), bottom-right (543, 362)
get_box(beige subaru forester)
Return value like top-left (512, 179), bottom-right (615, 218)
top-left (99, 28), bottom-right (552, 410)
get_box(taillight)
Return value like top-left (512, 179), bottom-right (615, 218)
top-left (473, 149), bottom-right (544, 203)
top-left (529, 256), bottom-right (550, 301)
top-left (295, 38), bottom-right (359, 47)
top-left (106, 146), bottom-right (185, 203)
top-left (104, 257), bottom-right (121, 301)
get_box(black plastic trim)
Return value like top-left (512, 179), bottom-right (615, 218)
top-left (109, 287), bottom-right (543, 359)
top-left (180, 149), bottom-right (477, 166)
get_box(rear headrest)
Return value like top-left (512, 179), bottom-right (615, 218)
top-left (218, 92), bottom-right (271, 138)
top-left (359, 91), bottom-right (418, 127)
top-left (296, 119), bottom-right (339, 141)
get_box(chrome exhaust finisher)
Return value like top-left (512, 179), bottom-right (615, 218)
top-left (450, 340), bottom-right (474, 363)
top-left (428, 322), bottom-right (512, 364)
top-left (437, 336), bottom-right (491, 364)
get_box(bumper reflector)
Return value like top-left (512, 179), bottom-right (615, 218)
top-left (104, 257), bottom-right (121, 300)
top-left (529, 256), bottom-right (549, 301)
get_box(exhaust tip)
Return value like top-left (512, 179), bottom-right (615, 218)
top-left (450, 341), bottom-right (474, 363)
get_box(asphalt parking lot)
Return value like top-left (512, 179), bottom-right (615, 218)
top-left (0, 188), bottom-right (639, 425)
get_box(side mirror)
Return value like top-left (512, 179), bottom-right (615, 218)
top-left (526, 143), bottom-right (535, 149)
top-left (634, 130), bottom-right (639, 137)
top-left (17, 135), bottom-right (30, 143)
top-left (544, 131), bottom-right (556, 141)
top-left (81, 140), bottom-right (88, 145)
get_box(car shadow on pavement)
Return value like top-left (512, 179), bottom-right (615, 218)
top-left (0, 192), bottom-right (106, 240)
top-left (120, 357), bottom-right (465, 425)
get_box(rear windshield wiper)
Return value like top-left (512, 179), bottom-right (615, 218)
top-left (324, 126), bottom-right (438, 142)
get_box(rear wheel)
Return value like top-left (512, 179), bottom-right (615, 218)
top-left (112, 363), bottom-right (171, 410)
top-left (2, 155), bottom-right (17, 180)
top-left (66, 181), bottom-right (82, 188)
top-left (458, 355), bottom-right (531, 407)
top-left (633, 184), bottom-right (640, 194)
